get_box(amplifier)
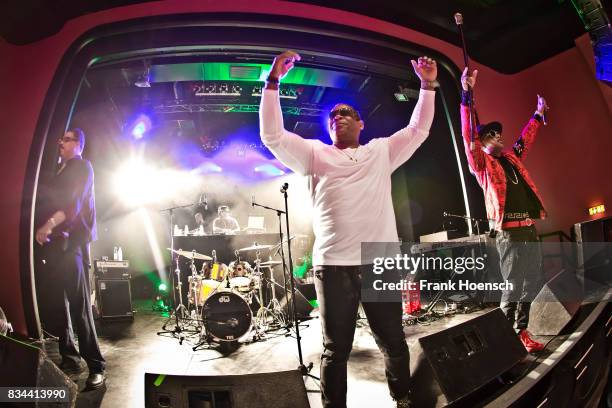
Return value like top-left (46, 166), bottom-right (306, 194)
top-left (94, 259), bottom-right (130, 279)
top-left (97, 278), bottom-right (133, 319)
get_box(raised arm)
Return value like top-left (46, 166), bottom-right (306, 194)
top-left (459, 67), bottom-right (487, 174)
top-left (259, 50), bottom-right (315, 176)
top-left (512, 95), bottom-right (547, 160)
top-left (388, 57), bottom-right (437, 171)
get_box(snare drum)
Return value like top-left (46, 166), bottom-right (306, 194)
top-left (202, 292), bottom-right (252, 341)
top-left (228, 261), bottom-right (253, 292)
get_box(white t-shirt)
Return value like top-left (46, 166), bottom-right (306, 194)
top-left (259, 89), bottom-right (435, 266)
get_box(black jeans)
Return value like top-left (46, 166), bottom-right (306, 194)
top-left (314, 265), bottom-right (411, 408)
top-left (496, 226), bottom-right (543, 331)
top-left (37, 239), bottom-right (105, 373)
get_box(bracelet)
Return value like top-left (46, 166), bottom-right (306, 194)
top-left (421, 80), bottom-right (439, 89)
top-left (265, 76), bottom-right (279, 84)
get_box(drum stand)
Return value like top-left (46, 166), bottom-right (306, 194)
top-left (264, 263), bottom-right (287, 329)
top-left (251, 251), bottom-right (286, 339)
top-left (187, 254), bottom-right (204, 324)
top-left (157, 203), bottom-right (199, 344)
top-left (157, 254), bottom-right (193, 344)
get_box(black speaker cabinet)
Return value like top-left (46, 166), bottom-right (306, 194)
top-left (572, 216), bottom-right (612, 297)
top-left (411, 308), bottom-right (527, 407)
top-left (529, 269), bottom-right (582, 335)
top-left (97, 278), bottom-right (133, 319)
top-left (0, 335), bottom-right (78, 407)
top-left (278, 287), bottom-right (314, 319)
top-left (144, 369), bottom-right (310, 408)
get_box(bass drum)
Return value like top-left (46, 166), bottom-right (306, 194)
top-left (202, 292), bottom-right (252, 342)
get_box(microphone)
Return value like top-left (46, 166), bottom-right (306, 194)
top-left (444, 211), bottom-right (469, 219)
top-left (251, 195), bottom-right (255, 207)
top-left (454, 12), bottom-right (463, 25)
top-left (280, 183), bottom-right (288, 193)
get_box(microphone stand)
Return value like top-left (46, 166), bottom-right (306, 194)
top-left (280, 183), bottom-right (319, 382)
top-left (454, 12), bottom-right (479, 150)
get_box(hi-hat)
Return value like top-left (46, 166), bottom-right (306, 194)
top-left (238, 243), bottom-right (275, 252)
top-left (167, 248), bottom-right (212, 260)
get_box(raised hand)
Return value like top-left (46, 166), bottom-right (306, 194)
top-left (461, 67), bottom-right (478, 91)
top-left (410, 56), bottom-right (438, 82)
top-left (269, 50), bottom-right (301, 80)
top-left (536, 94), bottom-right (549, 116)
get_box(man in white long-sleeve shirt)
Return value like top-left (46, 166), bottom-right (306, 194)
top-left (260, 50), bottom-right (437, 408)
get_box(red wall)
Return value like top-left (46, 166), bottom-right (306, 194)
top-left (1, 1), bottom-right (610, 336)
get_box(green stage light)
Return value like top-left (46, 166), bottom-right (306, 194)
top-left (158, 283), bottom-right (167, 292)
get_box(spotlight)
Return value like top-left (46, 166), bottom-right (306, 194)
top-left (254, 164), bottom-right (285, 177)
top-left (114, 160), bottom-right (186, 206)
top-left (132, 121), bottom-right (147, 139)
top-left (153, 282), bottom-right (171, 313)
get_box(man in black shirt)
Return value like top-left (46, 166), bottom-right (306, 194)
top-left (35, 128), bottom-right (106, 388)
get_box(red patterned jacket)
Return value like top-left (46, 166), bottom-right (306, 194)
top-left (460, 104), bottom-right (547, 231)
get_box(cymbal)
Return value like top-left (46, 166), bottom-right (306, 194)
top-left (238, 243), bottom-right (275, 252)
top-left (167, 248), bottom-right (212, 261)
top-left (272, 235), bottom-right (296, 247)
top-left (259, 260), bottom-right (282, 266)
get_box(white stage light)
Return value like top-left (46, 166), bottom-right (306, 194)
top-left (114, 161), bottom-right (169, 206)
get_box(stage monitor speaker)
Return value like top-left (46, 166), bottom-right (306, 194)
top-left (144, 369), bottom-right (310, 408)
top-left (572, 216), bottom-right (612, 292)
top-left (278, 287), bottom-right (314, 319)
top-left (0, 335), bottom-right (78, 407)
top-left (411, 308), bottom-right (526, 407)
top-left (529, 269), bottom-right (582, 335)
top-left (97, 278), bottom-right (133, 319)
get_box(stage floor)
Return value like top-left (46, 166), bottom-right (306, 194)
top-left (43, 300), bottom-right (559, 408)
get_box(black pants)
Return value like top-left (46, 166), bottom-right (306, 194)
top-left (496, 226), bottom-right (543, 331)
top-left (314, 265), bottom-right (411, 408)
top-left (37, 239), bottom-right (105, 373)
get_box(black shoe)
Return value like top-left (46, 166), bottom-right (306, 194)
top-left (86, 371), bottom-right (106, 389)
top-left (59, 360), bottom-right (85, 375)
top-left (395, 390), bottom-right (413, 408)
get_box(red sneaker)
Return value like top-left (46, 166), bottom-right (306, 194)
top-left (519, 329), bottom-right (545, 353)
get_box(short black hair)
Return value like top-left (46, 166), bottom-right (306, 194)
top-left (67, 128), bottom-right (86, 151)
top-left (330, 103), bottom-right (362, 121)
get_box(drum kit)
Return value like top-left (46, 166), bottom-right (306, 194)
top-left (159, 242), bottom-right (289, 348)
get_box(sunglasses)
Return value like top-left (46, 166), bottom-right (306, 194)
top-left (58, 137), bottom-right (80, 143)
top-left (483, 130), bottom-right (501, 141)
top-left (328, 107), bottom-right (361, 121)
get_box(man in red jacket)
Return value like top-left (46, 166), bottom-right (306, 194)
top-left (460, 68), bottom-right (548, 353)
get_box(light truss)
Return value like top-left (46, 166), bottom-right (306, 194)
top-left (154, 103), bottom-right (324, 116)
